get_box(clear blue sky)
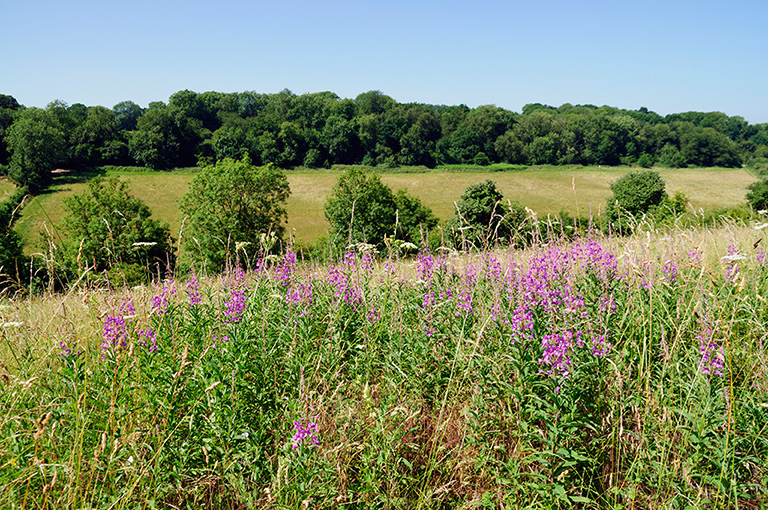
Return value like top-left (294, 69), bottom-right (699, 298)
top-left (2, 0), bottom-right (767, 124)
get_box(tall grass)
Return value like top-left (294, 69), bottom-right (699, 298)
top-left (1, 222), bottom-right (767, 508)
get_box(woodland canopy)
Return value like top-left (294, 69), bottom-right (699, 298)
top-left (1, 91), bottom-right (767, 193)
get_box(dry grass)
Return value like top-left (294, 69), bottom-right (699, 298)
top-left (10, 166), bottom-right (758, 253)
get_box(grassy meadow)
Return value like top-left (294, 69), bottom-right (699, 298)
top-left (1, 219), bottom-right (768, 508)
top-left (6, 165), bottom-right (757, 253)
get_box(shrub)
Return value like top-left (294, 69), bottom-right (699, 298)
top-left (746, 178), bottom-right (768, 212)
top-left (473, 152), bottom-right (491, 166)
top-left (604, 170), bottom-right (667, 233)
top-left (61, 176), bottom-right (174, 281)
top-left (636, 152), bottom-right (654, 168)
top-left (179, 156), bottom-right (290, 271)
top-left (0, 187), bottom-right (27, 287)
top-left (445, 179), bottom-right (528, 249)
top-left (324, 168), bottom-right (437, 253)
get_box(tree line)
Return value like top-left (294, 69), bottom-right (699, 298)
top-left (2, 90), bottom-right (768, 193)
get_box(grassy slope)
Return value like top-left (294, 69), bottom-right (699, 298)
top-left (10, 165), bottom-right (757, 253)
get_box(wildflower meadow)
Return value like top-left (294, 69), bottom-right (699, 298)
top-left (1, 223), bottom-right (768, 509)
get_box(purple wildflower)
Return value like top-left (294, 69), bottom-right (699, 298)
top-left (539, 332), bottom-right (574, 378)
top-left (186, 268), bottom-right (202, 306)
top-left (152, 280), bottom-right (176, 315)
top-left (59, 340), bottom-right (72, 356)
top-left (223, 290), bottom-right (247, 323)
top-left (417, 251), bottom-right (436, 282)
top-left (688, 250), bottom-right (703, 266)
top-left (662, 259), bottom-right (678, 283)
top-left (361, 250), bottom-right (374, 274)
top-left (275, 250), bottom-right (297, 286)
top-left (698, 326), bottom-right (725, 378)
top-left (292, 415), bottom-right (320, 449)
top-left (102, 314), bottom-right (127, 359)
top-left (212, 332), bottom-right (229, 347)
top-left (222, 266), bottom-right (249, 323)
top-left (456, 289), bottom-right (473, 317)
top-left (100, 297), bottom-right (138, 359)
top-left (137, 328), bottom-right (158, 352)
top-left (327, 263), bottom-right (363, 309)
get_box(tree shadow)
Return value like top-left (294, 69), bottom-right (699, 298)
top-left (37, 167), bottom-right (108, 195)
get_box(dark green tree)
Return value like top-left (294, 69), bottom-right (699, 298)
top-left (322, 115), bottom-right (361, 164)
top-left (113, 100), bottom-right (144, 131)
top-left (128, 108), bottom-right (183, 169)
top-left (0, 94), bottom-right (21, 165)
top-left (680, 126), bottom-right (740, 167)
top-left (179, 157), bottom-right (290, 270)
top-left (354, 90), bottom-right (395, 116)
top-left (212, 124), bottom-right (248, 161)
top-left (6, 108), bottom-right (66, 193)
top-left (71, 106), bottom-right (121, 166)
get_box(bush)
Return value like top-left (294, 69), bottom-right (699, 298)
top-left (324, 168), bottom-right (437, 253)
top-left (636, 152), bottom-right (654, 168)
top-left (0, 187), bottom-right (27, 288)
top-left (746, 178), bottom-right (768, 212)
top-left (179, 157), bottom-right (291, 271)
top-left (604, 170), bottom-right (667, 234)
top-left (745, 157), bottom-right (768, 177)
top-left (445, 179), bottom-right (528, 249)
top-left (61, 176), bottom-right (174, 281)
top-left (473, 152), bottom-right (490, 166)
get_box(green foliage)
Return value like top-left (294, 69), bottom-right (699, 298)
top-left (61, 176), bottom-right (174, 279)
top-left (71, 106), bottom-right (123, 166)
top-left (324, 168), bottom-right (438, 252)
top-left (445, 179), bottom-right (528, 249)
top-left (6, 108), bottom-right (66, 193)
top-left (609, 170), bottom-right (668, 216)
top-left (473, 151), bottom-right (490, 166)
top-left (393, 189), bottom-right (439, 244)
top-left (746, 178), bottom-right (768, 212)
top-left (680, 125), bottom-right (741, 167)
top-left (128, 107), bottom-right (184, 170)
top-left (0, 187), bottom-right (27, 286)
top-left (113, 100), bottom-right (144, 131)
top-left (0, 97), bottom-right (21, 166)
top-left (324, 169), bottom-right (396, 250)
top-left (604, 170), bottom-right (668, 233)
top-left (746, 156), bottom-right (768, 177)
top-left (179, 157), bottom-right (290, 270)
top-left (636, 152), bottom-right (654, 168)
top-left (3, 90), bottom-right (763, 173)
top-left (4, 234), bottom-right (768, 507)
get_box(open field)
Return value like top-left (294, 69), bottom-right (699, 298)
top-left (9, 165), bottom-right (757, 252)
top-left (1, 223), bottom-right (767, 508)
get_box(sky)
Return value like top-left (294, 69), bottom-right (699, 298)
top-left (2, 0), bottom-right (767, 124)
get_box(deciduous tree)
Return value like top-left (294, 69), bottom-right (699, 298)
top-left (179, 157), bottom-right (290, 270)
top-left (6, 108), bottom-right (66, 193)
